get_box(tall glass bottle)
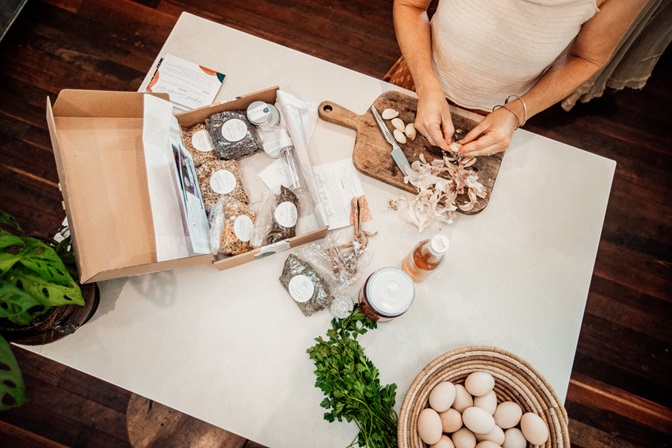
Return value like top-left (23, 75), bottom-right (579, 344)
top-left (401, 234), bottom-right (450, 282)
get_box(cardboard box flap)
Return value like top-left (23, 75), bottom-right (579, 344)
top-left (177, 86), bottom-right (278, 128)
top-left (52, 89), bottom-right (168, 119)
top-left (47, 92), bottom-right (158, 283)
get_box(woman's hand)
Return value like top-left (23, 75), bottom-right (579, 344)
top-left (414, 88), bottom-right (455, 152)
top-left (457, 106), bottom-right (520, 157)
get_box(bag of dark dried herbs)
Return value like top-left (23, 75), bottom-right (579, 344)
top-left (208, 197), bottom-right (256, 256)
top-left (279, 253), bottom-right (335, 316)
top-left (267, 186), bottom-right (299, 244)
top-left (206, 110), bottom-right (263, 160)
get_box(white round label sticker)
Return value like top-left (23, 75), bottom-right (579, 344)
top-left (274, 201), bottom-right (298, 228)
top-left (210, 170), bottom-right (236, 194)
top-left (220, 118), bottom-right (248, 142)
top-left (233, 215), bottom-right (253, 242)
top-left (288, 275), bottom-right (314, 303)
top-left (191, 129), bottom-right (215, 152)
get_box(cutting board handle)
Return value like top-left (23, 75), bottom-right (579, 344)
top-left (318, 100), bottom-right (361, 131)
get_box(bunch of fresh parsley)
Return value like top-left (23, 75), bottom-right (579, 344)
top-left (307, 306), bottom-right (398, 447)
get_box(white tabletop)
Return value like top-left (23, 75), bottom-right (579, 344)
top-left (26, 12), bottom-right (615, 448)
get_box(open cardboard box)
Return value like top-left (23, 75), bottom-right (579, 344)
top-left (46, 86), bottom-right (328, 284)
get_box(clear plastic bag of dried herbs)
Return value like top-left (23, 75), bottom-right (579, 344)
top-left (206, 110), bottom-right (263, 160)
top-left (267, 186), bottom-right (299, 244)
top-left (279, 253), bottom-right (334, 316)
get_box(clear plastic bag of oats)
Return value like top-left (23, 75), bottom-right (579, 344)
top-left (182, 122), bottom-right (218, 167)
top-left (196, 159), bottom-right (249, 215)
top-left (209, 197), bottom-right (256, 256)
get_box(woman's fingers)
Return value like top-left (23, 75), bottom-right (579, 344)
top-left (415, 97), bottom-right (454, 151)
top-left (424, 120), bottom-right (453, 151)
top-left (457, 108), bottom-right (516, 156)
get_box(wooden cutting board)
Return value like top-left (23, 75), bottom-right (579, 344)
top-left (318, 91), bottom-right (504, 215)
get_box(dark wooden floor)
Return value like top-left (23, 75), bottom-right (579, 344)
top-left (0, 0), bottom-right (670, 447)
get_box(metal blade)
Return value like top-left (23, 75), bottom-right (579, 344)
top-left (370, 106), bottom-right (395, 145)
top-left (370, 106), bottom-right (411, 175)
top-left (391, 144), bottom-right (411, 175)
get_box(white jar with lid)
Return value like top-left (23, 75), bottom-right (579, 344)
top-left (246, 100), bottom-right (280, 129)
top-left (358, 267), bottom-right (415, 322)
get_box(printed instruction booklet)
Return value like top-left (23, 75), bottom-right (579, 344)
top-left (146, 53), bottom-right (225, 112)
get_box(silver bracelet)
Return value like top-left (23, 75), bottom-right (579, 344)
top-left (505, 95), bottom-right (528, 127)
top-left (492, 104), bottom-right (521, 129)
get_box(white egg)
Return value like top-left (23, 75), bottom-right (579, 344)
top-left (464, 371), bottom-right (495, 397)
top-left (475, 441), bottom-right (501, 448)
top-left (462, 406), bottom-right (496, 435)
top-left (430, 381), bottom-right (457, 412)
top-left (502, 428), bottom-right (526, 448)
top-left (474, 390), bottom-right (497, 415)
top-left (440, 408), bottom-right (463, 433)
top-left (452, 427), bottom-right (477, 448)
top-left (493, 401), bottom-right (522, 429)
top-left (520, 412), bottom-right (549, 445)
top-left (431, 434), bottom-right (456, 448)
top-left (418, 408), bottom-right (443, 445)
top-left (453, 384), bottom-right (474, 412)
top-left (475, 425), bottom-right (505, 445)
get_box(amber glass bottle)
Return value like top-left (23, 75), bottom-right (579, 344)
top-left (401, 235), bottom-right (450, 282)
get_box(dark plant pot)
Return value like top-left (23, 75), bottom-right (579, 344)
top-left (0, 282), bottom-right (100, 345)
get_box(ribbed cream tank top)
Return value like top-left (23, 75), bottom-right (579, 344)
top-left (431, 0), bottom-right (598, 111)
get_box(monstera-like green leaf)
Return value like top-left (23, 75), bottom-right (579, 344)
top-left (14, 237), bottom-right (72, 286)
top-left (0, 230), bottom-right (24, 276)
top-left (0, 334), bottom-right (26, 410)
top-left (0, 282), bottom-right (50, 325)
top-left (0, 211), bottom-right (84, 326)
top-left (5, 267), bottom-right (83, 308)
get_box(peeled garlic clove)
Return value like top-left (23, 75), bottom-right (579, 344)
top-left (462, 157), bottom-right (477, 167)
top-left (391, 117), bottom-right (405, 131)
top-left (405, 123), bottom-right (417, 140)
top-left (382, 108), bottom-right (399, 119)
top-left (393, 128), bottom-right (407, 144)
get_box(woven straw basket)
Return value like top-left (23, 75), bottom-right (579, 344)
top-left (398, 346), bottom-right (570, 448)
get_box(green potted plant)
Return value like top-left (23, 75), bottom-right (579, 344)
top-left (0, 333), bottom-right (25, 410)
top-left (0, 211), bottom-right (97, 410)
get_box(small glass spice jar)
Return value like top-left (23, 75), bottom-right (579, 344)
top-left (358, 267), bottom-right (415, 322)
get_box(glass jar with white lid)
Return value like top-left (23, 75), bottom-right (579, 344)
top-left (358, 267), bottom-right (415, 322)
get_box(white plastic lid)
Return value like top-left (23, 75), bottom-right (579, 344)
top-left (366, 267), bottom-right (415, 317)
top-left (429, 235), bottom-right (450, 255)
top-left (262, 140), bottom-right (283, 158)
top-left (246, 101), bottom-right (271, 125)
